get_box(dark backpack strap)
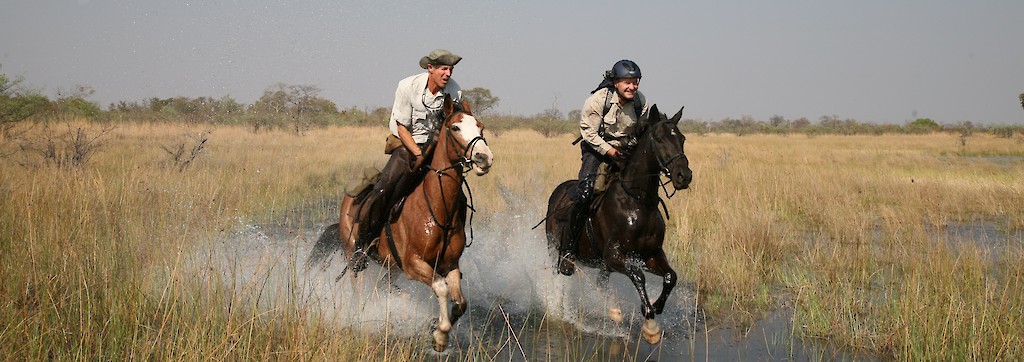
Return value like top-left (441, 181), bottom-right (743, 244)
top-left (600, 89), bottom-right (612, 136)
top-left (601, 89), bottom-right (644, 119)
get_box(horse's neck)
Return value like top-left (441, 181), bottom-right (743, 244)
top-left (614, 135), bottom-right (660, 203)
top-left (423, 133), bottom-right (465, 199)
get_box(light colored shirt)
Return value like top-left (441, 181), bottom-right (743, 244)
top-left (579, 87), bottom-right (648, 155)
top-left (388, 72), bottom-right (462, 143)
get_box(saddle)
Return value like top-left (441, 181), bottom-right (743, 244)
top-left (346, 166), bottom-right (381, 198)
top-left (588, 163), bottom-right (617, 212)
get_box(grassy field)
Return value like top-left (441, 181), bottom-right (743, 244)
top-left (1, 121), bottom-right (1022, 360)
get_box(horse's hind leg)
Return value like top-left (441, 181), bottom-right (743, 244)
top-left (338, 196), bottom-right (368, 275)
top-left (446, 268), bottom-right (468, 325)
top-left (596, 268), bottom-right (625, 323)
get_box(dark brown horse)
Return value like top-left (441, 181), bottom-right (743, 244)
top-left (310, 96), bottom-right (493, 352)
top-left (545, 104), bottom-right (691, 344)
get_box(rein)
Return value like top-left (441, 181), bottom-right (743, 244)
top-left (423, 123), bottom-right (485, 232)
top-left (417, 115), bottom-right (487, 261)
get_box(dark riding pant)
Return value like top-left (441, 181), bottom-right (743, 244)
top-left (355, 145), bottom-right (425, 249)
top-left (561, 143), bottom-right (613, 272)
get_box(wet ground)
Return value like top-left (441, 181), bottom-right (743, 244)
top-left (184, 202), bottom-right (877, 361)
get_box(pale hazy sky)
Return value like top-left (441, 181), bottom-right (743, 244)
top-left (2, 1), bottom-right (1022, 124)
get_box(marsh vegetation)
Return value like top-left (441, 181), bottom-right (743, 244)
top-left (1, 120), bottom-right (1022, 360)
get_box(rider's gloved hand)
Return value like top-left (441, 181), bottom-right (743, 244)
top-left (410, 151), bottom-right (427, 170)
top-left (607, 148), bottom-right (624, 160)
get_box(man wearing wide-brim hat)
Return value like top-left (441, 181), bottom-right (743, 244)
top-left (348, 49), bottom-right (466, 258)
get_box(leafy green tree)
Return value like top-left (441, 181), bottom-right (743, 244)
top-left (251, 83), bottom-right (337, 134)
top-left (461, 87), bottom-right (500, 116)
top-left (1, 70), bottom-right (50, 137)
top-left (53, 85), bottom-right (101, 118)
top-left (907, 118), bottom-right (940, 133)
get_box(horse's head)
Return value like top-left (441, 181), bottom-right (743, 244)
top-left (644, 104), bottom-right (692, 190)
top-left (440, 95), bottom-right (493, 176)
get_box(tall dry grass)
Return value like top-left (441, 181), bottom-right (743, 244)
top-left (666, 133), bottom-right (1023, 359)
top-left (2, 121), bottom-right (1022, 360)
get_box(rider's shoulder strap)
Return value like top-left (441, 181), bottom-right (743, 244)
top-left (601, 88), bottom-right (644, 120)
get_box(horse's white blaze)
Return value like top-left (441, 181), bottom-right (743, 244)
top-left (454, 115), bottom-right (493, 175)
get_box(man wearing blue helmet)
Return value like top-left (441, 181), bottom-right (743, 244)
top-left (559, 59), bottom-right (649, 276)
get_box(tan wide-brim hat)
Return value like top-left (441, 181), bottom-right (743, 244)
top-left (419, 49), bottom-right (462, 69)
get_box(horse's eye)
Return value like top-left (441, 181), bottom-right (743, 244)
top-left (452, 125), bottom-right (460, 132)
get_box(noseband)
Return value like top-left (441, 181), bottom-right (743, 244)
top-left (439, 113), bottom-right (488, 174)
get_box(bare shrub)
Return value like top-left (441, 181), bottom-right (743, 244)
top-left (23, 123), bottom-right (115, 168)
top-left (161, 131), bottom-right (209, 171)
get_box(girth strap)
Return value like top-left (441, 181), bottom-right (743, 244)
top-left (383, 223), bottom-right (403, 270)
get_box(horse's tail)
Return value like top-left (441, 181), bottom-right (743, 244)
top-left (306, 223), bottom-right (342, 270)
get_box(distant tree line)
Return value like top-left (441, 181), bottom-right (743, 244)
top-left (103, 83), bottom-right (391, 134)
top-left (3, 67), bottom-right (1023, 139)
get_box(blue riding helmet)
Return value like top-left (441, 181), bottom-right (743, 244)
top-left (608, 59), bottom-right (641, 79)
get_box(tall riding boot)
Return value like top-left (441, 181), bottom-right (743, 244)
top-left (560, 178), bottom-right (594, 276)
top-left (349, 187), bottom-right (385, 273)
top-left (353, 146), bottom-right (415, 255)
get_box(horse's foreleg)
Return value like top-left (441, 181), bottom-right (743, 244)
top-left (645, 250), bottom-right (677, 315)
top-left (605, 253), bottom-right (657, 319)
top-left (429, 275), bottom-right (452, 352)
top-left (622, 261), bottom-right (663, 344)
top-left (406, 258), bottom-right (452, 352)
top-left (622, 263), bottom-right (655, 319)
top-left (446, 268), bottom-right (468, 325)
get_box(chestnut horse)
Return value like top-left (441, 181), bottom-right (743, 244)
top-left (544, 104), bottom-right (691, 344)
top-left (309, 96), bottom-right (493, 352)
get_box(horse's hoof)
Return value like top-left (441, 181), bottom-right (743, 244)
top-left (608, 308), bottom-right (624, 323)
top-left (557, 257), bottom-right (576, 276)
top-left (432, 329), bottom-right (449, 352)
top-left (641, 319), bottom-right (662, 345)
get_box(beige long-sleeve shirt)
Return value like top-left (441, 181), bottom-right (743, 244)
top-left (389, 72), bottom-right (463, 144)
top-left (579, 87), bottom-right (648, 155)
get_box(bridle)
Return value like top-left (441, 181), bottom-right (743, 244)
top-left (619, 120), bottom-right (688, 208)
top-left (651, 122), bottom-right (688, 199)
top-left (377, 108), bottom-right (490, 274)
top-left (421, 111), bottom-right (488, 249)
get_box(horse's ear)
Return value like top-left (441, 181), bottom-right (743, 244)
top-left (460, 99), bottom-right (473, 115)
top-left (648, 104), bottom-right (661, 121)
top-left (670, 106), bottom-right (684, 123)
